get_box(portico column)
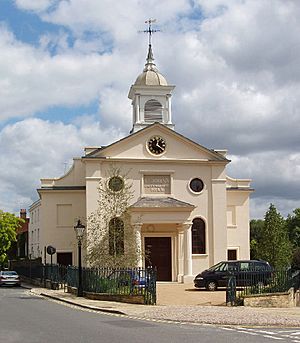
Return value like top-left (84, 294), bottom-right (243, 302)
top-left (135, 94), bottom-right (140, 123)
top-left (134, 223), bottom-right (143, 267)
top-left (183, 222), bottom-right (193, 282)
top-left (177, 226), bottom-right (184, 283)
top-left (167, 94), bottom-right (172, 124)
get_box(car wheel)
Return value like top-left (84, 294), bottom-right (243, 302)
top-left (206, 280), bottom-right (217, 291)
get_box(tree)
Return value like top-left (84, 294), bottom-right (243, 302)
top-left (291, 247), bottom-right (300, 270)
top-left (250, 219), bottom-right (264, 259)
top-left (286, 208), bottom-right (300, 248)
top-left (87, 166), bottom-right (141, 268)
top-left (258, 204), bottom-right (291, 268)
top-left (0, 211), bottom-right (23, 266)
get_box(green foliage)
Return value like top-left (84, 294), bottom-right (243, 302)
top-left (87, 166), bottom-right (141, 268)
top-left (291, 247), bottom-right (300, 270)
top-left (0, 211), bottom-right (23, 265)
top-left (258, 204), bottom-right (291, 268)
top-left (250, 219), bottom-right (264, 259)
top-left (286, 208), bottom-right (300, 248)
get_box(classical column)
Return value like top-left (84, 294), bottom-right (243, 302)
top-left (134, 223), bottom-right (143, 267)
top-left (135, 94), bottom-right (140, 123)
top-left (177, 226), bottom-right (185, 282)
top-left (183, 222), bottom-right (193, 282)
top-left (167, 94), bottom-right (172, 123)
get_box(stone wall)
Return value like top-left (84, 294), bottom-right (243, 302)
top-left (243, 288), bottom-right (299, 308)
top-left (67, 286), bottom-right (145, 304)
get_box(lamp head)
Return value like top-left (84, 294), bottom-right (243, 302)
top-left (74, 219), bottom-right (85, 240)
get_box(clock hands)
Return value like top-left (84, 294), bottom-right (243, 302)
top-left (156, 142), bottom-right (163, 150)
top-left (148, 136), bottom-right (166, 154)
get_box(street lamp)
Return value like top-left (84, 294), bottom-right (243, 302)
top-left (74, 219), bottom-right (85, 297)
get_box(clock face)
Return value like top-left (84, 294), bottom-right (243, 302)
top-left (147, 136), bottom-right (166, 155)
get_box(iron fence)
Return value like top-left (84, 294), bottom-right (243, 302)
top-left (67, 266), bottom-right (156, 305)
top-left (13, 261), bottom-right (156, 305)
top-left (226, 268), bottom-right (300, 305)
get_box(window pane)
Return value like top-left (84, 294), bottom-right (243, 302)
top-left (144, 99), bottom-right (163, 122)
top-left (189, 178), bottom-right (204, 193)
top-left (192, 218), bottom-right (205, 254)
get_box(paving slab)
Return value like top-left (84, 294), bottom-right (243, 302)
top-left (156, 282), bottom-right (226, 306)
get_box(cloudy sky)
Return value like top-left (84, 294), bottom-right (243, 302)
top-left (0, 0), bottom-right (299, 219)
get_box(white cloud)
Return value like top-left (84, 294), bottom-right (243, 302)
top-left (228, 151), bottom-right (300, 217)
top-left (0, 23), bottom-right (141, 121)
top-left (14, 0), bottom-right (55, 12)
top-left (2, 0), bottom-right (300, 218)
top-left (0, 118), bottom-right (123, 213)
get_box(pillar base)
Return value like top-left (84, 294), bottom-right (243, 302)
top-left (183, 275), bottom-right (194, 283)
top-left (177, 274), bottom-right (184, 283)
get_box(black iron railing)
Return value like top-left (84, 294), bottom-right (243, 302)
top-left (67, 266), bottom-right (156, 305)
top-left (226, 268), bottom-right (300, 306)
top-left (13, 260), bottom-right (157, 305)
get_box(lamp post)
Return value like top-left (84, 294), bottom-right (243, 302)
top-left (74, 219), bottom-right (85, 297)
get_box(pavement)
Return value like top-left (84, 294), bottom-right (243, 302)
top-left (22, 282), bottom-right (300, 327)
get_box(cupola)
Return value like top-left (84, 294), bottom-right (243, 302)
top-left (128, 43), bottom-right (175, 133)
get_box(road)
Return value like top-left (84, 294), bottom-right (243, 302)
top-left (0, 287), bottom-right (299, 343)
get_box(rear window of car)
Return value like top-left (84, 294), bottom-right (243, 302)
top-left (240, 262), bottom-right (250, 271)
top-left (1, 271), bottom-right (18, 276)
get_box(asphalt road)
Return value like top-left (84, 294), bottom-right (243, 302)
top-left (0, 287), bottom-right (299, 343)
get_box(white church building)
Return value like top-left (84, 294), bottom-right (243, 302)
top-left (29, 41), bottom-right (252, 283)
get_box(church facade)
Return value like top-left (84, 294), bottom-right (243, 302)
top-left (29, 44), bottom-right (252, 283)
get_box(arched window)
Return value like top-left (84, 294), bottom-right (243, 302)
top-left (191, 218), bottom-right (206, 254)
top-left (109, 217), bottom-right (124, 256)
top-left (144, 99), bottom-right (163, 122)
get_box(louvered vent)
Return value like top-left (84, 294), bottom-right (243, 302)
top-left (144, 99), bottom-right (163, 122)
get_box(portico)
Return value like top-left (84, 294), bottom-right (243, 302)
top-left (130, 197), bottom-right (195, 282)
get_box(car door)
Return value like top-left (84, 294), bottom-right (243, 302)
top-left (215, 262), bottom-right (229, 287)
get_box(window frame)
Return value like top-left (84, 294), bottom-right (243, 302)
top-left (191, 217), bottom-right (206, 255)
top-left (189, 178), bottom-right (204, 194)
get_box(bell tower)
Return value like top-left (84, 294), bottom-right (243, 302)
top-left (128, 20), bottom-right (175, 133)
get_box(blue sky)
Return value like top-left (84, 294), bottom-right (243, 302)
top-left (0, 1), bottom-right (61, 48)
top-left (0, 0), bottom-right (299, 219)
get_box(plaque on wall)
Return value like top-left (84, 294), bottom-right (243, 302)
top-left (144, 175), bottom-right (170, 194)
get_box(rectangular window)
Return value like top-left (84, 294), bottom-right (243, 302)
top-left (56, 204), bottom-right (72, 226)
top-left (227, 249), bottom-right (237, 260)
top-left (57, 252), bottom-right (73, 266)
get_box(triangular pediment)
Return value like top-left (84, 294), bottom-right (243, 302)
top-left (83, 123), bottom-right (229, 163)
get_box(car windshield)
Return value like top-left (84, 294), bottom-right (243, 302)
top-left (208, 262), bottom-right (228, 272)
top-left (1, 271), bottom-right (18, 276)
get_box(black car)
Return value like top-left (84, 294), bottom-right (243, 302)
top-left (194, 260), bottom-right (272, 291)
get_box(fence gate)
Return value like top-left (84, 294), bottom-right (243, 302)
top-left (226, 273), bottom-right (237, 306)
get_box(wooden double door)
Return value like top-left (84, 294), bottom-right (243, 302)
top-left (145, 237), bottom-right (172, 281)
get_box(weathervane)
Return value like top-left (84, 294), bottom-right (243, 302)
top-left (142, 18), bottom-right (160, 45)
